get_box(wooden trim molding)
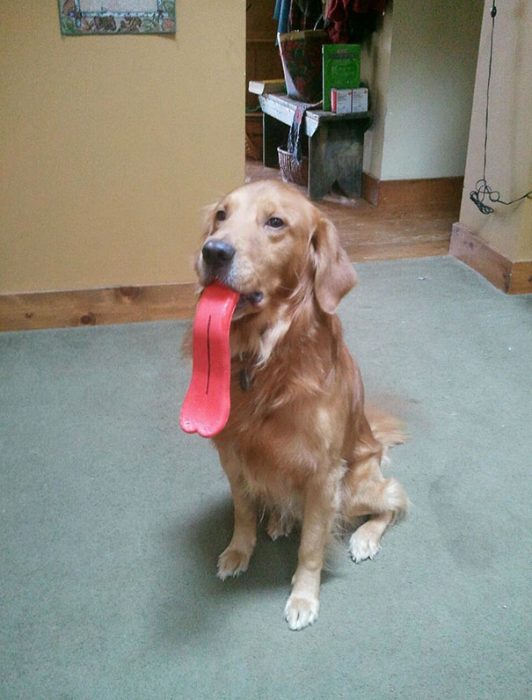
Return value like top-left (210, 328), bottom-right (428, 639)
top-left (0, 283), bottom-right (197, 332)
top-left (362, 174), bottom-right (463, 217)
top-left (450, 223), bottom-right (532, 295)
top-left (361, 172), bottom-right (380, 207)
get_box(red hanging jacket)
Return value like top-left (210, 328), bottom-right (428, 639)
top-left (326, 0), bottom-right (387, 43)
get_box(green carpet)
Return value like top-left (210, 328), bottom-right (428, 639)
top-left (1, 257), bottom-right (530, 699)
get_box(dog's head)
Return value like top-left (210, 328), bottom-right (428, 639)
top-left (196, 180), bottom-right (357, 319)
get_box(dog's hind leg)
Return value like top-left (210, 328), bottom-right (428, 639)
top-left (217, 449), bottom-right (257, 580)
top-left (343, 436), bottom-right (408, 563)
top-left (266, 508), bottom-right (295, 541)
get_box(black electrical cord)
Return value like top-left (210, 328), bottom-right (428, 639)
top-left (469, 0), bottom-right (532, 215)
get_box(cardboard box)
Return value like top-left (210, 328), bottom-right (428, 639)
top-left (330, 87), bottom-right (368, 114)
top-left (322, 44), bottom-right (361, 111)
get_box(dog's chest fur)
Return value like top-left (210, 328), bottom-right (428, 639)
top-left (213, 310), bottom-right (357, 507)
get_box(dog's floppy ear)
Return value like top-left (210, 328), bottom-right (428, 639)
top-left (312, 217), bottom-right (357, 314)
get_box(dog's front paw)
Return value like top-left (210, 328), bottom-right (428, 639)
top-left (349, 531), bottom-right (381, 563)
top-left (217, 547), bottom-right (252, 580)
top-left (284, 594), bottom-right (319, 631)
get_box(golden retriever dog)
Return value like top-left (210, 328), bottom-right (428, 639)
top-left (190, 179), bottom-right (408, 630)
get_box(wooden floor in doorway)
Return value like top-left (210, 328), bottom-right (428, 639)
top-left (246, 161), bottom-right (453, 262)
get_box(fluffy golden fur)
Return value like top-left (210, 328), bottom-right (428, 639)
top-left (189, 180), bottom-right (408, 630)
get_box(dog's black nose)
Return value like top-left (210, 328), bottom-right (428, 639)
top-left (202, 240), bottom-right (235, 267)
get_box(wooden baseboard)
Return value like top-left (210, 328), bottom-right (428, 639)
top-left (450, 223), bottom-right (532, 294)
top-left (361, 172), bottom-right (380, 207)
top-left (0, 283), bottom-right (197, 332)
top-left (362, 174), bottom-right (463, 217)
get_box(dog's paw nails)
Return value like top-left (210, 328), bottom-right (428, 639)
top-left (284, 595), bottom-right (319, 631)
top-left (349, 532), bottom-right (381, 563)
top-left (266, 523), bottom-right (282, 541)
top-left (217, 548), bottom-right (251, 580)
top-left (266, 516), bottom-right (293, 541)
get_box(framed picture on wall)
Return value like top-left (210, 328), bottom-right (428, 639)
top-left (58, 1), bottom-right (176, 35)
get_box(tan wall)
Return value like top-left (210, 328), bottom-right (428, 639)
top-left (0, 2), bottom-right (245, 294)
top-left (363, 0), bottom-right (483, 181)
top-left (459, 0), bottom-right (532, 262)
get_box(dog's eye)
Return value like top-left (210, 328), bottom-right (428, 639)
top-left (215, 210), bottom-right (226, 222)
top-left (266, 217), bottom-right (285, 229)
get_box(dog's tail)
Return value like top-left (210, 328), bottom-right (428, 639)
top-left (365, 406), bottom-right (407, 450)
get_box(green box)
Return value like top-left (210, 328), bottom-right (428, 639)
top-left (322, 44), bottom-right (361, 112)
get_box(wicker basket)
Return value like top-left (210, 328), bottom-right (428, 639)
top-left (277, 147), bottom-right (308, 187)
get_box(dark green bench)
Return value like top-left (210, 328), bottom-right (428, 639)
top-left (258, 93), bottom-right (371, 201)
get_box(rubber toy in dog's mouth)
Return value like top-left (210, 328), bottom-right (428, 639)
top-left (180, 282), bottom-right (239, 438)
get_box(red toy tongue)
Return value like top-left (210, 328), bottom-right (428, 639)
top-left (179, 282), bottom-right (239, 438)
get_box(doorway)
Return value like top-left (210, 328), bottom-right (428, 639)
top-left (244, 1), bottom-right (482, 262)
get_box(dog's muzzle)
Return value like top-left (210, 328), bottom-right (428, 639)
top-left (202, 240), bottom-right (235, 270)
top-left (200, 239), bottom-right (263, 312)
